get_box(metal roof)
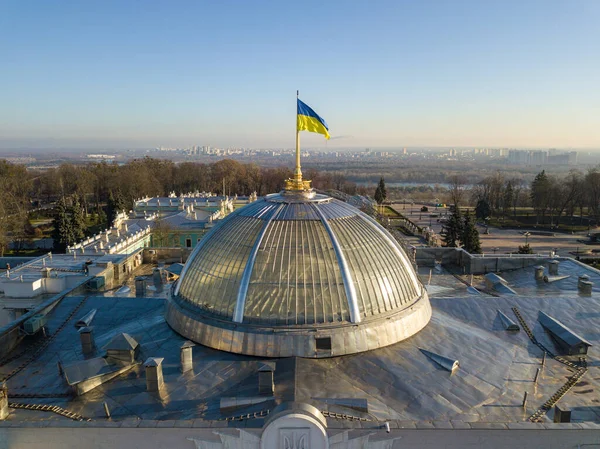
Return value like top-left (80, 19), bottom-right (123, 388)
top-left (2, 265), bottom-right (600, 426)
top-left (165, 263), bottom-right (184, 276)
top-left (62, 358), bottom-right (121, 386)
top-left (103, 333), bottom-right (139, 351)
top-left (538, 311), bottom-right (592, 348)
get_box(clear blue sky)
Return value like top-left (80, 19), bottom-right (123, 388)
top-left (1, 0), bottom-right (598, 150)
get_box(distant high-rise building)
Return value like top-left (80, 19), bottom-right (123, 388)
top-left (548, 151), bottom-right (578, 165)
top-left (529, 150), bottom-right (547, 165)
top-left (568, 151), bottom-right (578, 164)
top-left (508, 150), bottom-right (529, 164)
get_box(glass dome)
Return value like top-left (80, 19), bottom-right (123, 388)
top-left (166, 191), bottom-right (431, 358)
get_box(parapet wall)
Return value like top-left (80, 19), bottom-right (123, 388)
top-left (415, 247), bottom-right (549, 274)
top-left (0, 257), bottom-right (36, 270)
top-left (1, 424), bottom-right (599, 449)
top-left (143, 247), bottom-right (192, 265)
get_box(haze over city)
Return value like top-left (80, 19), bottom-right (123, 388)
top-left (1, 0), bottom-right (599, 150)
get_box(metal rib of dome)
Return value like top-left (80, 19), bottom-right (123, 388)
top-left (167, 191), bottom-right (431, 358)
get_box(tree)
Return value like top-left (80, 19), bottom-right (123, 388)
top-left (9, 215), bottom-right (34, 254)
top-left (107, 188), bottom-right (127, 225)
top-left (503, 181), bottom-right (514, 215)
top-left (586, 166), bottom-right (600, 222)
top-left (553, 170), bottom-right (583, 223)
top-left (473, 173), bottom-right (504, 216)
top-left (518, 244), bottom-right (533, 254)
top-left (461, 213), bottom-right (481, 254)
top-left (448, 174), bottom-right (468, 208)
top-left (70, 196), bottom-right (86, 242)
top-left (531, 170), bottom-right (551, 223)
top-left (97, 208), bottom-right (108, 226)
top-left (510, 178), bottom-right (526, 217)
top-left (374, 177), bottom-right (387, 205)
top-left (0, 160), bottom-right (31, 255)
top-left (152, 219), bottom-right (173, 247)
top-left (441, 208), bottom-right (462, 248)
top-left (475, 198), bottom-right (491, 221)
top-left (52, 197), bottom-right (74, 251)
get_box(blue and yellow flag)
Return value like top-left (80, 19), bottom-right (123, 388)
top-left (297, 99), bottom-right (330, 140)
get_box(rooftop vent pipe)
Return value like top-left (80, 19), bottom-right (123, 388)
top-left (144, 357), bottom-right (165, 392)
top-left (420, 348), bottom-right (459, 373)
top-left (0, 382), bottom-right (8, 420)
top-left (497, 310), bottom-right (520, 331)
top-left (534, 266), bottom-right (545, 281)
top-left (79, 327), bottom-right (95, 355)
top-left (258, 362), bottom-right (275, 394)
top-left (180, 341), bottom-right (195, 373)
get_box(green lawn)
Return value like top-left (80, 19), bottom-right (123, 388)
top-left (486, 214), bottom-right (591, 233)
top-left (381, 206), bottom-right (401, 217)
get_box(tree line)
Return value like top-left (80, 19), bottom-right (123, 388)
top-left (0, 157), bottom-right (359, 255)
top-left (4, 156), bottom-right (600, 256)
top-left (438, 168), bottom-right (600, 253)
top-left (448, 168), bottom-right (600, 226)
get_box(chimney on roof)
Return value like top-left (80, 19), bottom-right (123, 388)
top-left (578, 275), bottom-right (593, 295)
top-left (258, 363), bottom-right (275, 394)
top-left (135, 277), bottom-right (147, 297)
top-left (105, 333), bottom-right (139, 363)
top-left (152, 268), bottom-right (164, 293)
top-left (0, 382), bottom-right (8, 420)
top-left (180, 341), bottom-right (195, 373)
top-left (534, 266), bottom-right (545, 281)
top-left (79, 326), bottom-right (95, 355)
top-left (554, 406), bottom-right (571, 423)
top-left (144, 357), bottom-right (165, 392)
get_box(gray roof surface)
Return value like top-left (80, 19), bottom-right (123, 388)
top-left (63, 358), bottom-right (123, 385)
top-left (538, 311), bottom-right (592, 348)
top-left (159, 211), bottom-right (212, 229)
top-left (2, 258), bottom-right (600, 425)
top-left (104, 333), bottom-right (139, 351)
top-left (165, 263), bottom-right (185, 276)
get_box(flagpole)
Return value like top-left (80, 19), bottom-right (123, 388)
top-left (295, 90), bottom-right (301, 184)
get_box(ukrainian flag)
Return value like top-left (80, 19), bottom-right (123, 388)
top-left (297, 99), bottom-right (330, 140)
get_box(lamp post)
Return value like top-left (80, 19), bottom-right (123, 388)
top-left (524, 231), bottom-right (531, 246)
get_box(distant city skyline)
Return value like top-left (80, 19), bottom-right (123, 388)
top-left (1, 0), bottom-right (599, 150)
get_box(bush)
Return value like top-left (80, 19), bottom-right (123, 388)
top-left (517, 244), bottom-right (533, 254)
